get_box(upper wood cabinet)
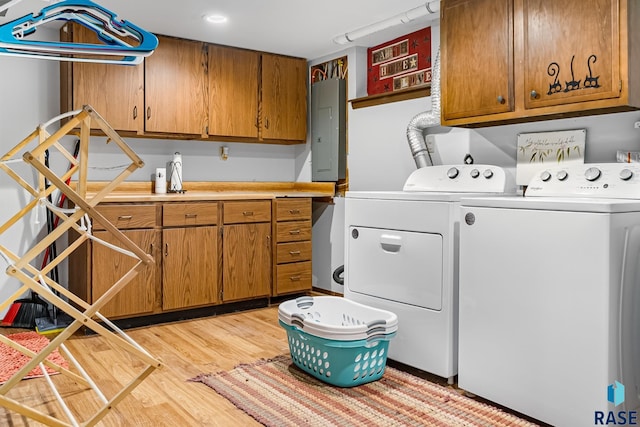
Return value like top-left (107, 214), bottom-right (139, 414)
top-left (60, 23), bottom-right (144, 133)
top-left (440, 0), bottom-right (640, 127)
top-left (261, 54), bottom-right (308, 142)
top-left (208, 45), bottom-right (259, 138)
top-left (144, 36), bottom-right (208, 136)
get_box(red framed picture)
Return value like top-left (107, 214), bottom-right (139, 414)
top-left (367, 26), bottom-right (432, 95)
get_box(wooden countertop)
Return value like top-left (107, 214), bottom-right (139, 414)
top-left (77, 181), bottom-right (336, 203)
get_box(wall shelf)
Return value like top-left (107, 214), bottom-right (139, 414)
top-left (349, 85), bottom-right (431, 109)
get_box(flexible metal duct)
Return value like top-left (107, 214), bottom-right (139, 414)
top-left (406, 48), bottom-right (441, 168)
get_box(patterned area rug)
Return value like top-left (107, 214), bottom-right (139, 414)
top-left (0, 331), bottom-right (68, 384)
top-left (190, 355), bottom-right (538, 426)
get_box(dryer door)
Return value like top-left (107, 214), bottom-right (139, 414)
top-left (346, 226), bottom-right (443, 310)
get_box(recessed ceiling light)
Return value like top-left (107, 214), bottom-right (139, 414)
top-left (203, 14), bottom-right (228, 24)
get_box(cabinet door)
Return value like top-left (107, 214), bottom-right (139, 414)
top-left (145, 36), bottom-right (208, 135)
top-left (522, 0), bottom-right (620, 109)
top-left (208, 45), bottom-right (259, 138)
top-left (261, 54), bottom-right (307, 141)
top-left (441, 0), bottom-right (513, 120)
top-left (223, 223), bottom-right (271, 301)
top-left (163, 226), bottom-right (218, 310)
top-left (91, 229), bottom-right (158, 318)
top-left (61, 24), bottom-right (144, 132)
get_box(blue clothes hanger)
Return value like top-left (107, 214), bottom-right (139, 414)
top-left (0, 0), bottom-right (158, 64)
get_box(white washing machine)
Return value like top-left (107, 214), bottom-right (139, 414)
top-left (344, 165), bottom-right (516, 381)
top-left (458, 163), bottom-right (640, 427)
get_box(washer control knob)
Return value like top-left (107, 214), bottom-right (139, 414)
top-left (447, 167), bottom-right (460, 179)
top-left (540, 171), bottom-right (552, 182)
top-left (556, 170), bottom-right (568, 181)
top-left (585, 167), bottom-right (602, 182)
top-left (483, 169), bottom-right (494, 179)
top-left (620, 168), bottom-right (634, 181)
top-left (470, 169), bottom-right (480, 178)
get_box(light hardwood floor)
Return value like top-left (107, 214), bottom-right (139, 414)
top-left (1, 306), bottom-right (290, 426)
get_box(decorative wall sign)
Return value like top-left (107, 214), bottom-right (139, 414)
top-left (367, 26), bottom-right (431, 95)
top-left (516, 129), bottom-right (586, 186)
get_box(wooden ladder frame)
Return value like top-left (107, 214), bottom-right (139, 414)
top-left (0, 105), bottom-right (162, 426)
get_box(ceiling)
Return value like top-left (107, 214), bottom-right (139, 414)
top-left (0, 0), bottom-right (440, 59)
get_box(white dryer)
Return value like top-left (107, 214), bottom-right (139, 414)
top-left (458, 163), bottom-right (640, 427)
top-left (344, 165), bottom-right (516, 382)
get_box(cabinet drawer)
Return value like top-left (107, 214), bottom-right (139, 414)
top-left (223, 201), bottom-right (271, 224)
top-left (163, 202), bottom-right (218, 226)
top-left (92, 204), bottom-right (156, 230)
top-left (276, 241), bottom-right (312, 264)
top-left (276, 261), bottom-right (312, 294)
top-left (276, 198), bottom-right (311, 221)
top-left (276, 220), bottom-right (311, 242)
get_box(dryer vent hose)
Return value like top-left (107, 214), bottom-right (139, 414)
top-left (406, 48), bottom-right (441, 169)
top-left (332, 265), bottom-right (344, 285)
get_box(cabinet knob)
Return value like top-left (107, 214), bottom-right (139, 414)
top-left (497, 95), bottom-right (505, 104)
top-left (530, 90), bottom-right (539, 99)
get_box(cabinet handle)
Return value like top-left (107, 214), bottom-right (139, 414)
top-left (243, 211), bottom-right (254, 216)
top-left (497, 95), bottom-right (505, 104)
top-left (530, 90), bottom-right (539, 99)
top-left (133, 106), bottom-right (138, 119)
top-left (289, 275), bottom-right (301, 281)
top-left (289, 209), bottom-right (300, 214)
top-left (165, 243), bottom-right (168, 257)
top-left (289, 250), bottom-right (301, 255)
top-left (289, 229), bottom-right (301, 235)
top-left (146, 107), bottom-right (151, 120)
top-left (265, 118), bottom-right (269, 129)
top-left (118, 215), bottom-right (133, 220)
top-left (150, 243), bottom-right (154, 252)
top-left (185, 214), bottom-right (197, 218)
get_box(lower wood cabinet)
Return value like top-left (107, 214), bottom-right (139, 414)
top-left (222, 201), bottom-right (272, 302)
top-left (91, 229), bottom-right (159, 318)
top-left (222, 223), bottom-right (272, 301)
top-left (68, 197), bottom-right (313, 320)
top-left (162, 226), bottom-right (219, 310)
top-left (273, 198), bottom-right (312, 295)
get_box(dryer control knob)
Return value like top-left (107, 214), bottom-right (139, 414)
top-left (556, 170), bottom-right (568, 181)
top-left (585, 167), bottom-right (602, 182)
top-left (540, 171), bottom-right (552, 182)
top-left (470, 169), bottom-right (480, 178)
top-left (447, 167), bottom-right (459, 179)
top-left (620, 168), bottom-right (634, 181)
top-left (483, 169), bottom-right (494, 179)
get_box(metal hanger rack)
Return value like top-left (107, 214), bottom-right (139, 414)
top-left (0, 0), bottom-right (158, 64)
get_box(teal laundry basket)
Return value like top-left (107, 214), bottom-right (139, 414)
top-left (278, 296), bottom-right (398, 387)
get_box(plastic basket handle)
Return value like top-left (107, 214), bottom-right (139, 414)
top-left (366, 319), bottom-right (387, 334)
top-left (295, 296), bottom-right (314, 309)
top-left (290, 313), bottom-right (305, 330)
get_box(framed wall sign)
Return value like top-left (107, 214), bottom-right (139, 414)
top-left (367, 26), bottom-right (432, 96)
top-left (516, 129), bottom-right (586, 185)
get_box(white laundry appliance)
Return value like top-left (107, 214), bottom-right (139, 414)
top-left (344, 164), bottom-right (516, 382)
top-left (458, 163), bottom-right (640, 427)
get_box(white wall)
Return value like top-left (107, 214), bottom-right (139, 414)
top-left (0, 49), bottom-right (60, 316)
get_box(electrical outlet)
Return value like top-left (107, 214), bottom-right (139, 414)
top-left (634, 121), bottom-right (640, 129)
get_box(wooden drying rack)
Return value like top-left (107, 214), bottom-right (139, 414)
top-left (0, 105), bottom-right (162, 426)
